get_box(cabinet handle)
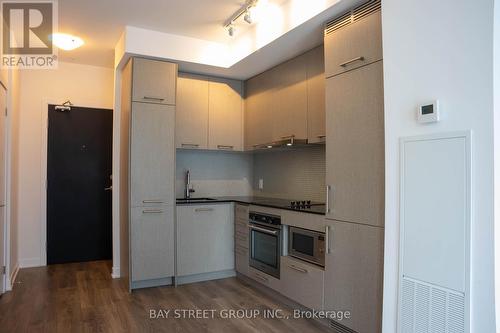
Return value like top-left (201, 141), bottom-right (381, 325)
top-left (288, 264), bottom-right (308, 274)
top-left (339, 56), bottom-right (365, 67)
top-left (142, 209), bottom-right (163, 214)
top-left (195, 208), bottom-right (214, 212)
top-left (281, 135), bottom-right (295, 139)
top-left (326, 185), bottom-right (331, 214)
top-left (317, 135), bottom-right (326, 138)
top-left (249, 225), bottom-right (278, 235)
top-left (254, 273), bottom-right (268, 282)
top-left (217, 145), bottom-right (234, 150)
top-left (143, 96), bottom-right (165, 101)
top-left (325, 225), bottom-right (331, 254)
top-left (143, 200), bottom-right (163, 204)
top-left (181, 143), bottom-right (200, 148)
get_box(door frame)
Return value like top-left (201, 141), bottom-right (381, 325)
top-left (40, 99), bottom-right (113, 266)
top-left (0, 81), bottom-right (7, 294)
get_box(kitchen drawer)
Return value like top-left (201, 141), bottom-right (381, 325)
top-left (248, 267), bottom-right (282, 292)
top-left (324, 11), bottom-right (382, 78)
top-left (235, 246), bottom-right (249, 276)
top-left (235, 204), bottom-right (249, 220)
top-left (280, 256), bottom-right (324, 310)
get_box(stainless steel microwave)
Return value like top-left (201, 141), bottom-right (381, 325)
top-left (288, 227), bottom-right (325, 267)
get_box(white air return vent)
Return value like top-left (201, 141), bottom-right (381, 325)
top-left (399, 132), bottom-right (471, 333)
top-left (324, 0), bottom-right (381, 35)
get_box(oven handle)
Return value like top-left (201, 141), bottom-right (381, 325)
top-left (249, 225), bottom-right (278, 235)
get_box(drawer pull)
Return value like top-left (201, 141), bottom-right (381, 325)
top-left (181, 143), bottom-right (200, 148)
top-left (217, 145), bottom-right (234, 150)
top-left (288, 264), bottom-right (308, 274)
top-left (339, 56), bottom-right (365, 67)
top-left (142, 209), bottom-right (163, 214)
top-left (143, 200), bottom-right (163, 204)
top-left (143, 96), bottom-right (165, 101)
top-left (195, 208), bottom-right (214, 212)
top-left (317, 134), bottom-right (326, 138)
top-left (254, 273), bottom-right (268, 282)
top-left (281, 135), bottom-right (295, 139)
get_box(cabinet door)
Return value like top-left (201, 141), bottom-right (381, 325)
top-left (306, 45), bottom-right (326, 144)
top-left (177, 204), bottom-right (234, 276)
top-left (325, 61), bottom-right (384, 227)
top-left (176, 73), bottom-right (209, 149)
top-left (132, 58), bottom-right (177, 105)
top-left (272, 55), bottom-right (308, 141)
top-left (208, 78), bottom-right (243, 151)
top-left (130, 206), bottom-right (175, 281)
top-left (244, 71), bottom-right (274, 149)
top-left (324, 220), bottom-right (384, 333)
top-left (324, 11), bottom-right (382, 78)
top-left (130, 103), bottom-right (175, 207)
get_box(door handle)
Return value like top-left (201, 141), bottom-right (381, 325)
top-left (143, 96), bottom-right (165, 102)
top-left (217, 145), bottom-right (234, 150)
top-left (326, 185), bottom-right (331, 213)
top-left (325, 225), bottom-right (331, 254)
top-left (288, 265), bottom-right (308, 274)
top-left (104, 186), bottom-right (112, 191)
top-left (194, 208), bottom-right (214, 212)
top-left (339, 56), bottom-right (365, 67)
top-left (142, 209), bottom-right (163, 214)
top-left (249, 225), bottom-right (278, 235)
top-left (143, 200), bottom-right (163, 204)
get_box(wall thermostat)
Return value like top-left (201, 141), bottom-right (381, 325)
top-left (417, 100), bottom-right (440, 123)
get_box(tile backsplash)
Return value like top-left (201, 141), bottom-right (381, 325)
top-left (252, 145), bottom-right (326, 202)
top-left (175, 145), bottom-right (326, 202)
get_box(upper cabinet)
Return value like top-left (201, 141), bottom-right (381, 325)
top-left (176, 73), bottom-right (209, 149)
top-left (208, 78), bottom-right (243, 151)
top-left (306, 45), bottom-right (326, 144)
top-left (132, 58), bottom-right (177, 105)
top-left (245, 46), bottom-right (325, 149)
top-left (324, 10), bottom-right (382, 78)
top-left (272, 55), bottom-right (308, 141)
top-left (245, 70), bottom-right (275, 149)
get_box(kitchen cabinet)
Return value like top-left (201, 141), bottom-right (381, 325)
top-left (244, 70), bottom-right (275, 149)
top-left (306, 45), bottom-right (326, 144)
top-left (324, 220), bottom-right (384, 333)
top-left (176, 73), bottom-right (209, 149)
top-left (324, 10), bottom-right (382, 78)
top-left (177, 204), bottom-right (234, 277)
top-left (325, 61), bottom-right (384, 227)
top-left (208, 78), bottom-right (243, 151)
top-left (281, 256), bottom-right (324, 310)
top-left (248, 267), bottom-right (282, 292)
top-left (130, 102), bottom-right (175, 208)
top-left (132, 57), bottom-right (177, 105)
top-left (121, 58), bottom-right (177, 290)
top-left (130, 206), bottom-right (175, 281)
top-left (272, 55), bottom-right (308, 141)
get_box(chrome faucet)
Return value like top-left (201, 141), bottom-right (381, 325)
top-left (185, 170), bottom-right (195, 199)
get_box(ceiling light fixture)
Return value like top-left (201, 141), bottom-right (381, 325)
top-left (51, 33), bottom-right (84, 50)
top-left (224, 0), bottom-right (259, 36)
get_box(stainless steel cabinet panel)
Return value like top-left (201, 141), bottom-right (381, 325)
top-left (324, 220), bottom-right (384, 333)
top-left (324, 11), bottom-right (382, 78)
top-left (130, 102), bottom-right (175, 207)
top-left (325, 61), bottom-right (384, 227)
top-left (130, 206), bottom-right (175, 282)
top-left (132, 58), bottom-right (177, 105)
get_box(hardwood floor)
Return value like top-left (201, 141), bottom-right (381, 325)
top-left (0, 261), bottom-right (330, 332)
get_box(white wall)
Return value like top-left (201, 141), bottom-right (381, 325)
top-left (18, 62), bottom-right (114, 267)
top-left (382, 0), bottom-right (496, 331)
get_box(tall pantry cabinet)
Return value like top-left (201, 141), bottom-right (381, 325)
top-left (323, 1), bottom-right (385, 332)
top-left (120, 57), bottom-right (177, 290)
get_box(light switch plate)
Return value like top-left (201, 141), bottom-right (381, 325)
top-left (258, 179), bottom-right (264, 190)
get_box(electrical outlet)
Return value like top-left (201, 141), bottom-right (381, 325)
top-left (258, 179), bottom-right (264, 190)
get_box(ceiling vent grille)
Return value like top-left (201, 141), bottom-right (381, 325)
top-left (324, 0), bottom-right (381, 35)
top-left (400, 277), bottom-right (465, 333)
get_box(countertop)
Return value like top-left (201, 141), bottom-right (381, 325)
top-left (176, 196), bottom-right (326, 215)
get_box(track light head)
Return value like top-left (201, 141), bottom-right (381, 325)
top-left (244, 11), bottom-right (252, 24)
top-left (227, 24), bottom-right (235, 37)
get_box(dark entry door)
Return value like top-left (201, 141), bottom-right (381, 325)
top-left (47, 105), bottom-right (113, 264)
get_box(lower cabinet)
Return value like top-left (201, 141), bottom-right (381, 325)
top-left (280, 256), bottom-right (324, 310)
top-left (324, 219), bottom-right (384, 333)
top-left (248, 267), bottom-right (282, 292)
top-left (130, 206), bottom-right (175, 283)
top-left (177, 204), bottom-right (234, 277)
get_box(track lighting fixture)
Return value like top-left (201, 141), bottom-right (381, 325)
top-left (224, 0), bottom-right (258, 36)
top-left (227, 24), bottom-right (235, 37)
top-left (244, 10), bottom-right (253, 24)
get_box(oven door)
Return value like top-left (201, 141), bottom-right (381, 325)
top-left (289, 227), bottom-right (325, 267)
top-left (249, 223), bottom-right (281, 279)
